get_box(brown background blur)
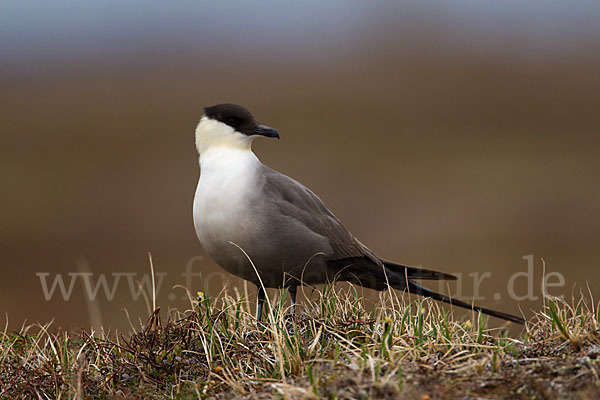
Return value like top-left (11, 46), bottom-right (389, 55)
top-left (1, 1), bottom-right (599, 331)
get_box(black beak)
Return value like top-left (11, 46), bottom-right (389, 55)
top-left (253, 124), bottom-right (280, 139)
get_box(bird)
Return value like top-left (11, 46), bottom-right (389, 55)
top-left (192, 103), bottom-right (524, 324)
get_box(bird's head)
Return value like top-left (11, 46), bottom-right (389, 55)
top-left (195, 103), bottom-right (279, 154)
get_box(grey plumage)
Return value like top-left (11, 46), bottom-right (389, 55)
top-left (193, 103), bottom-right (524, 324)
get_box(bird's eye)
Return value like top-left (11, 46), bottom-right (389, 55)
top-left (227, 117), bottom-right (238, 125)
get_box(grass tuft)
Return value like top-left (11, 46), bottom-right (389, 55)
top-left (1, 285), bottom-right (599, 399)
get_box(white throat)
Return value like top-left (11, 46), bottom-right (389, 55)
top-left (198, 145), bottom-right (260, 176)
top-left (195, 116), bottom-right (255, 155)
top-left (193, 139), bottom-right (262, 251)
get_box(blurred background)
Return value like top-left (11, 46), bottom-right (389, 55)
top-left (1, 0), bottom-right (599, 331)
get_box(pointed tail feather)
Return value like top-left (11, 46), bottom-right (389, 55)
top-left (404, 280), bottom-right (524, 324)
top-left (381, 259), bottom-right (458, 281)
top-left (328, 257), bottom-right (524, 323)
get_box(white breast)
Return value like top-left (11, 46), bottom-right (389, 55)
top-left (193, 146), bottom-right (261, 253)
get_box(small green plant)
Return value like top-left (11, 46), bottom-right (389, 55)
top-left (548, 297), bottom-right (580, 350)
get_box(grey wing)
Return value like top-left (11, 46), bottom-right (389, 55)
top-left (261, 166), bottom-right (376, 262)
top-left (260, 167), bottom-right (455, 291)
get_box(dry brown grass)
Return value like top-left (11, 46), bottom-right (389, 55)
top-left (1, 285), bottom-right (599, 399)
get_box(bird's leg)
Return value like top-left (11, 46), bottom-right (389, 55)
top-left (256, 286), bottom-right (265, 321)
top-left (289, 284), bottom-right (297, 315)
